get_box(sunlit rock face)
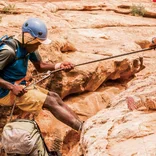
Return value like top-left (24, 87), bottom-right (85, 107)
top-left (0, 0), bottom-right (156, 155)
top-left (80, 108), bottom-right (156, 156)
top-left (80, 73), bottom-right (156, 156)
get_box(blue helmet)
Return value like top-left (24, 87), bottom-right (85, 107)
top-left (22, 18), bottom-right (51, 44)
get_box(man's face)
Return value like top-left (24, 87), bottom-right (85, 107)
top-left (24, 38), bottom-right (42, 53)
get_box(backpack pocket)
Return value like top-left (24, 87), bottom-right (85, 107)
top-left (1, 119), bottom-right (40, 154)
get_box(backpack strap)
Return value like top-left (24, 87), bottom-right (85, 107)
top-left (9, 102), bottom-right (16, 122)
top-left (0, 35), bottom-right (29, 63)
top-left (0, 35), bottom-right (17, 53)
top-left (32, 120), bottom-right (62, 156)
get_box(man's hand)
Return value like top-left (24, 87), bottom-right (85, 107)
top-left (149, 37), bottom-right (156, 48)
top-left (60, 62), bottom-right (74, 70)
top-left (11, 84), bottom-right (27, 97)
top-left (55, 62), bottom-right (74, 71)
top-left (126, 96), bottom-right (137, 111)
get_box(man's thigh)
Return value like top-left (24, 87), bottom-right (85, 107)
top-left (15, 86), bottom-right (48, 113)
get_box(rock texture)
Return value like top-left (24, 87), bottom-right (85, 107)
top-left (0, 0), bottom-right (156, 155)
top-left (80, 109), bottom-right (156, 156)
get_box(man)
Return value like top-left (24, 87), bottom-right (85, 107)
top-left (0, 17), bottom-right (83, 131)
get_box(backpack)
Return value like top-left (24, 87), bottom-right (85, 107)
top-left (1, 119), bottom-right (41, 155)
top-left (1, 119), bottom-right (61, 156)
top-left (1, 119), bottom-right (62, 156)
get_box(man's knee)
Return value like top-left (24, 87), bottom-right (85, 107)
top-left (48, 92), bottom-right (62, 101)
top-left (44, 92), bottom-right (60, 107)
top-left (48, 91), bottom-right (59, 97)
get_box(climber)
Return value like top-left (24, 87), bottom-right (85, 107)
top-left (0, 17), bottom-right (83, 155)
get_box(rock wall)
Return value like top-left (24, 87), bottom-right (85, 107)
top-left (0, 0), bottom-right (156, 155)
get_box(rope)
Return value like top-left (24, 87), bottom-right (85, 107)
top-left (75, 47), bottom-right (154, 67)
top-left (25, 46), bottom-right (155, 89)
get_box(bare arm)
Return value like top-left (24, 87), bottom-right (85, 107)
top-left (32, 61), bottom-right (55, 73)
top-left (0, 77), bottom-right (26, 96)
top-left (32, 61), bottom-right (74, 73)
top-left (30, 50), bottom-right (74, 72)
top-left (0, 77), bottom-right (14, 90)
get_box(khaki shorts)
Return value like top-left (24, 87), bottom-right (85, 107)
top-left (0, 85), bottom-right (48, 113)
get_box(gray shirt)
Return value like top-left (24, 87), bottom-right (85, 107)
top-left (0, 40), bottom-right (42, 71)
top-left (0, 46), bottom-right (15, 70)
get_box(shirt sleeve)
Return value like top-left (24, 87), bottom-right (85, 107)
top-left (29, 50), bottom-right (42, 62)
top-left (0, 49), bottom-right (15, 70)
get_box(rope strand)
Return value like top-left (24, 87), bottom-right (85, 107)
top-left (25, 46), bottom-right (155, 89)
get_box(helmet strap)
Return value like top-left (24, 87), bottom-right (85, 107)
top-left (25, 37), bottom-right (37, 45)
top-left (22, 32), bottom-right (25, 46)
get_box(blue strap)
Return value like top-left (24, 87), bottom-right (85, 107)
top-left (0, 35), bottom-right (8, 41)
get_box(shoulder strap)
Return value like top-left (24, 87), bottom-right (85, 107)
top-left (0, 35), bottom-right (29, 61)
top-left (32, 120), bottom-right (62, 156)
top-left (9, 102), bottom-right (16, 122)
top-left (0, 35), bottom-right (17, 52)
